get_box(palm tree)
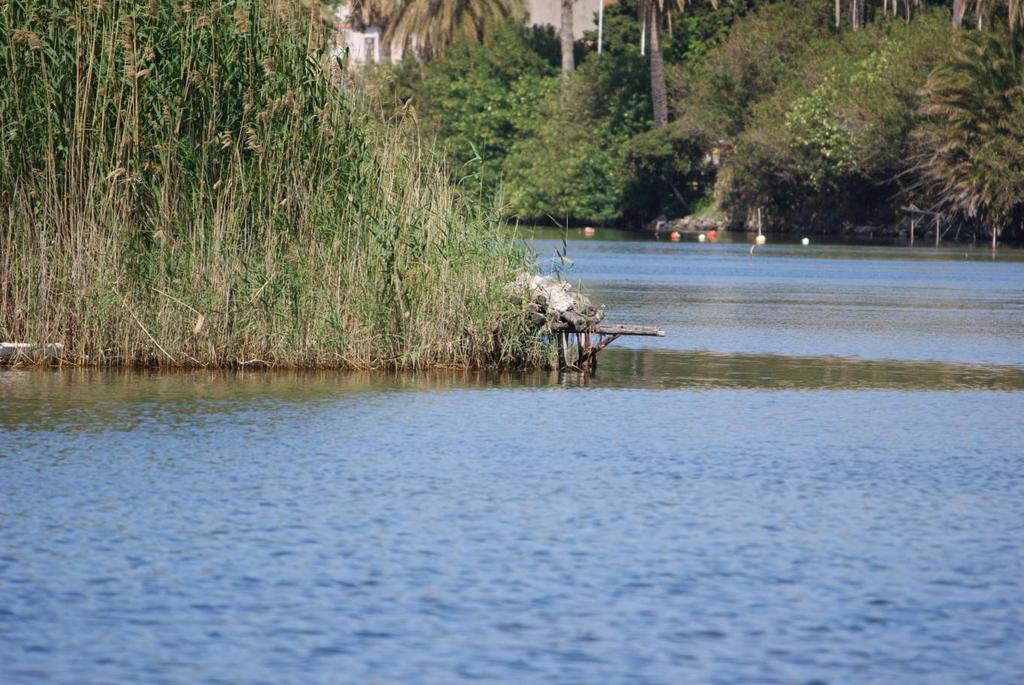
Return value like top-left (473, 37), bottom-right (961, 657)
top-left (642, 0), bottom-right (696, 129)
top-left (953, 0), bottom-right (967, 28)
top-left (561, 0), bottom-right (575, 74)
top-left (916, 29), bottom-right (1024, 244)
top-left (388, 0), bottom-right (523, 59)
top-left (1010, 0), bottom-right (1024, 30)
top-left (646, 0), bottom-right (667, 126)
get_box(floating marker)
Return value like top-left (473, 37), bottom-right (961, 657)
top-left (583, 226), bottom-right (595, 237)
top-left (698, 233), bottom-right (706, 243)
top-left (755, 234), bottom-right (766, 245)
top-left (669, 231), bottom-right (681, 242)
top-left (801, 237), bottom-right (810, 246)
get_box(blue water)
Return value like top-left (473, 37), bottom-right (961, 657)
top-left (3, 240), bottom-right (1023, 684)
top-left (537, 238), bottom-right (1024, 365)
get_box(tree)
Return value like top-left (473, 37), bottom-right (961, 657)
top-left (388, 0), bottom-right (524, 59)
top-left (412, 21), bottom-right (560, 186)
top-left (953, 0), bottom-right (966, 28)
top-left (1010, 0), bottom-right (1024, 30)
top-left (642, 0), bottom-right (700, 128)
top-left (622, 122), bottom-right (711, 216)
top-left (640, 0), bottom-right (667, 127)
top-left (916, 28), bottom-right (1024, 243)
top-left (646, 0), bottom-right (667, 125)
top-left (562, 0), bottom-right (576, 74)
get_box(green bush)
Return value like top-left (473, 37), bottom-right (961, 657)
top-left (621, 123), bottom-right (711, 219)
top-left (404, 21), bottom-right (561, 189)
top-left (503, 114), bottom-right (626, 223)
top-left (721, 7), bottom-right (954, 227)
top-left (502, 45), bottom-right (652, 223)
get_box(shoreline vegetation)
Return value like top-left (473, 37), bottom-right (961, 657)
top-left (1, 0), bottom-right (545, 369)
top-left (371, 0), bottom-right (1023, 243)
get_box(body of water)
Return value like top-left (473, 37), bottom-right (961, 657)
top-left (2, 237), bottom-right (1023, 684)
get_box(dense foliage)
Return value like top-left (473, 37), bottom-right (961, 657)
top-left (711, 6), bottom-right (954, 228)
top-left (375, 0), bottom-right (788, 225)
top-left (503, 10), bottom-right (654, 222)
top-left (376, 0), bottom-right (1023, 239)
top-left (384, 3), bottom-right (659, 224)
top-left (389, 21), bottom-right (562, 189)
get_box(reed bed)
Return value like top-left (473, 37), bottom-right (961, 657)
top-left (1, 0), bottom-right (541, 368)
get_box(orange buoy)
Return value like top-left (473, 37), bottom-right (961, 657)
top-left (707, 229), bottom-right (717, 241)
top-left (583, 226), bottom-right (596, 237)
top-left (669, 231), bottom-right (681, 242)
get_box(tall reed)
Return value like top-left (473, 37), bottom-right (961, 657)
top-left (1, 0), bottom-right (541, 368)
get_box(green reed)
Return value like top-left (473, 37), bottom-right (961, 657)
top-left (0, 0), bottom-right (542, 368)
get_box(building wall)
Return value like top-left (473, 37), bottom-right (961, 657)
top-left (525, 0), bottom-right (603, 39)
top-left (342, 27), bottom-right (381, 64)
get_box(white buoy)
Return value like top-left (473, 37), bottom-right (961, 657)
top-left (698, 233), bottom-right (707, 243)
top-left (755, 234), bottom-right (766, 245)
top-left (801, 237), bottom-right (810, 246)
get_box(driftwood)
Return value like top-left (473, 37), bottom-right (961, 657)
top-left (516, 274), bottom-right (665, 374)
top-left (593, 325), bottom-right (664, 336)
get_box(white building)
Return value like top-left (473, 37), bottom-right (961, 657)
top-left (331, 5), bottom-right (387, 65)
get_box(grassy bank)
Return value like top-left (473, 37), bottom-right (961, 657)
top-left (0, 0), bottom-right (541, 368)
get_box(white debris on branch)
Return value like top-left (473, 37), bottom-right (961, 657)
top-left (514, 273), bottom-right (664, 373)
top-left (515, 273), bottom-right (604, 334)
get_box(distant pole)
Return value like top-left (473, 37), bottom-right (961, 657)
top-left (597, 0), bottom-right (604, 53)
top-left (935, 215), bottom-right (940, 247)
top-left (992, 225), bottom-right (997, 250)
top-left (910, 218), bottom-right (915, 247)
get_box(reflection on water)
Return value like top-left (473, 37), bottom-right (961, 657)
top-left (593, 348), bottom-right (1024, 390)
top-left (3, 346), bottom-right (1023, 432)
top-left (2, 237), bottom-right (1023, 685)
